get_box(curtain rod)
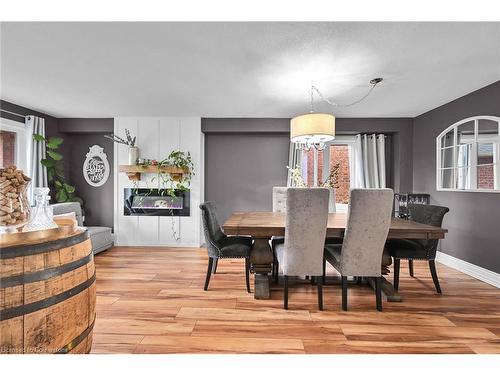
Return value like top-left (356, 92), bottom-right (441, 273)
top-left (0, 109), bottom-right (29, 118)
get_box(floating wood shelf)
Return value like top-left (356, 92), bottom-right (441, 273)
top-left (118, 165), bottom-right (186, 181)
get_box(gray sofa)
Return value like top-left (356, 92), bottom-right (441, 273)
top-left (51, 202), bottom-right (114, 255)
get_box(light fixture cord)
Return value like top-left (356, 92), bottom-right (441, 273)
top-left (310, 82), bottom-right (315, 113)
top-left (311, 80), bottom-right (380, 108)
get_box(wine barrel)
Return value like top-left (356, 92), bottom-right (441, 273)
top-left (0, 227), bottom-right (95, 354)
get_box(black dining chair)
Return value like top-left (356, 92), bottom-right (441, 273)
top-left (199, 202), bottom-right (252, 292)
top-left (386, 204), bottom-right (449, 294)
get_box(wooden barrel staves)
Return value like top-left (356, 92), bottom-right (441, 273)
top-left (0, 227), bottom-right (95, 354)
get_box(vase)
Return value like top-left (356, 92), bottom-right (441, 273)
top-left (128, 146), bottom-right (139, 165)
top-left (0, 167), bottom-right (31, 233)
top-left (22, 187), bottom-right (58, 232)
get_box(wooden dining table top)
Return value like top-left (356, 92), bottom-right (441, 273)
top-left (223, 211), bottom-right (448, 239)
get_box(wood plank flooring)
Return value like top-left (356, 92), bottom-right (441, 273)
top-left (91, 246), bottom-right (500, 354)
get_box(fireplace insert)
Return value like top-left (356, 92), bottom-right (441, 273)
top-left (124, 188), bottom-right (190, 216)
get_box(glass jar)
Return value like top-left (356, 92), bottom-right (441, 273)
top-left (0, 167), bottom-right (31, 233)
top-left (22, 187), bottom-right (58, 232)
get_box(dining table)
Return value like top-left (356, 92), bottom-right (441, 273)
top-left (223, 211), bottom-right (448, 302)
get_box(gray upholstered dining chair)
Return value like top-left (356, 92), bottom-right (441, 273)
top-left (386, 204), bottom-right (449, 294)
top-left (274, 188), bottom-right (329, 310)
top-left (324, 188), bottom-right (394, 311)
top-left (199, 202), bottom-right (252, 292)
top-left (271, 186), bottom-right (341, 281)
top-left (271, 187), bottom-right (287, 279)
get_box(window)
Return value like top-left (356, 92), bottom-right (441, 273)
top-left (0, 130), bottom-right (17, 168)
top-left (436, 116), bottom-right (500, 192)
top-left (301, 136), bottom-right (356, 212)
top-left (0, 118), bottom-right (28, 173)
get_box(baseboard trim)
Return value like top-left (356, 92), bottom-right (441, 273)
top-left (114, 242), bottom-right (202, 248)
top-left (436, 251), bottom-right (500, 288)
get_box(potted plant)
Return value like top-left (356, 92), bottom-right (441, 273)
top-left (104, 129), bottom-right (137, 165)
top-left (32, 134), bottom-right (83, 204)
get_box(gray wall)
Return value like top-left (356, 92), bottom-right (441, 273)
top-left (204, 132), bottom-right (290, 223)
top-left (203, 117), bottom-right (413, 223)
top-left (58, 118), bottom-right (114, 228)
top-left (1, 100), bottom-right (114, 229)
top-left (413, 81), bottom-right (500, 273)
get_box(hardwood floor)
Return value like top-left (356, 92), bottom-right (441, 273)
top-left (91, 246), bottom-right (500, 354)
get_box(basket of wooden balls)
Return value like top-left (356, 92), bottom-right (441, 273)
top-left (0, 166), bottom-right (31, 232)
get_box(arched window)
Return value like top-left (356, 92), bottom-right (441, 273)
top-left (436, 116), bottom-right (500, 192)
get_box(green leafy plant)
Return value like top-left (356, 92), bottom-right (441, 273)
top-left (128, 150), bottom-right (195, 242)
top-left (159, 150), bottom-right (194, 194)
top-left (32, 134), bottom-right (83, 204)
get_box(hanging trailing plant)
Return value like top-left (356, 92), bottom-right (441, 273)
top-left (159, 150), bottom-right (194, 194)
top-left (32, 134), bottom-right (83, 204)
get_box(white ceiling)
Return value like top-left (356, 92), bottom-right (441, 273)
top-left (1, 22), bottom-right (499, 118)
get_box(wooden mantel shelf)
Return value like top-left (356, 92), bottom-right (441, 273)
top-left (118, 165), bottom-right (186, 181)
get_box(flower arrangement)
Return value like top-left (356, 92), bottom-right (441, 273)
top-left (287, 165), bottom-right (307, 187)
top-left (287, 162), bottom-right (340, 189)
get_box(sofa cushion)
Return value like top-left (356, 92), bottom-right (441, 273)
top-left (53, 212), bottom-right (77, 227)
top-left (51, 202), bottom-right (84, 226)
top-left (86, 226), bottom-right (113, 254)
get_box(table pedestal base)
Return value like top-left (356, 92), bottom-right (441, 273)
top-left (250, 238), bottom-right (273, 299)
top-left (248, 238), bottom-right (402, 302)
top-left (367, 277), bottom-right (402, 302)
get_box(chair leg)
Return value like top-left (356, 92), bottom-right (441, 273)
top-left (375, 277), bottom-right (383, 311)
top-left (204, 258), bottom-right (213, 291)
top-left (317, 276), bottom-right (323, 311)
top-left (274, 260), bottom-right (279, 284)
top-left (284, 275), bottom-right (289, 310)
top-left (245, 257), bottom-right (251, 293)
top-left (408, 259), bottom-right (414, 277)
top-left (393, 258), bottom-right (401, 291)
top-left (429, 260), bottom-right (442, 294)
top-left (341, 276), bottom-right (348, 311)
top-left (212, 258), bottom-right (218, 274)
top-left (322, 257), bottom-right (326, 285)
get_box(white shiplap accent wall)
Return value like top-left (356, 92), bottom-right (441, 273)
top-left (113, 117), bottom-right (203, 247)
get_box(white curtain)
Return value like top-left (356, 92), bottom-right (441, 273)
top-left (26, 116), bottom-right (48, 201)
top-left (287, 142), bottom-right (303, 187)
top-left (353, 134), bottom-right (386, 188)
top-left (457, 144), bottom-right (471, 189)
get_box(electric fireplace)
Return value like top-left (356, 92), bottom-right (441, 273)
top-left (124, 188), bottom-right (190, 216)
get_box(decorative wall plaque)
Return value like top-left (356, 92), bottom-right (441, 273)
top-left (83, 145), bottom-right (110, 187)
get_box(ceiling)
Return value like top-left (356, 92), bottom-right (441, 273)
top-left (1, 22), bottom-right (499, 118)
